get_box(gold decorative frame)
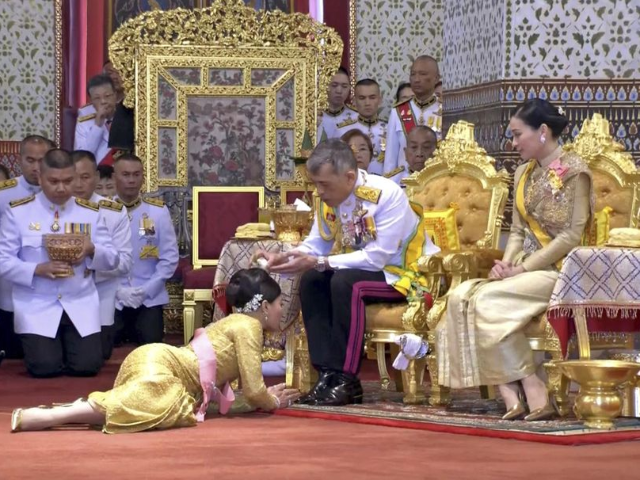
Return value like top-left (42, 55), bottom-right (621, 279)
top-left (108, 0), bottom-right (343, 191)
top-left (54, 0), bottom-right (62, 146)
top-left (191, 186), bottom-right (265, 267)
top-left (348, 0), bottom-right (357, 95)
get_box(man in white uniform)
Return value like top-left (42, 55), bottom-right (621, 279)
top-left (317, 67), bottom-right (357, 142)
top-left (384, 56), bottom-right (442, 184)
top-left (258, 140), bottom-right (439, 406)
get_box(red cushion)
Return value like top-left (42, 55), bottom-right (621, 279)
top-left (196, 191), bottom-right (261, 261)
top-left (285, 190), bottom-right (307, 204)
top-left (183, 266), bottom-right (217, 289)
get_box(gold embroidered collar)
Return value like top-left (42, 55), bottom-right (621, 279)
top-left (414, 95), bottom-right (437, 109)
top-left (116, 196), bottom-right (142, 210)
top-left (358, 115), bottom-right (378, 126)
top-left (325, 106), bottom-right (345, 116)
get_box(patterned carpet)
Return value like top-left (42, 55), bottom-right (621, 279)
top-left (276, 381), bottom-right (640, 445)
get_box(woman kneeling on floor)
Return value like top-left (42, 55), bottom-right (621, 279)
top-left (12, 268), bottom-right (300, 433)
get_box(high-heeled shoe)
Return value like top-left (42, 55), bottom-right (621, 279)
top-left (524, 399), bottom-right (557, 421)
top-left (502, 401), bottom-right (527, 420)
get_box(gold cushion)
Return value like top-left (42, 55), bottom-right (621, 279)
top-left (423, 205), bottom-right (460, 250)
top-left (592, 170), bottom-right (632, 229)
top-left (365, 303), bottom-right (407, 330)
top-left (411, 175), bottom-right (492, 249)
top-left (584, 206), bottom-right (613, 247)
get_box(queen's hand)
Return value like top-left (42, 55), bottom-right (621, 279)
top-left (267, 383), bottom-right (301, 409)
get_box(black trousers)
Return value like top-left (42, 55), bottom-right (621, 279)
top-left (0, 309), bottom-right (23, 359)
top-left (114, 305), bottom-right (164, 346)
top-left (101, 324), bottom-right (115, 360)
top-left (299, 269), bottom-right (405, 375)
top-left (20, 312), bottom-right (103, 378)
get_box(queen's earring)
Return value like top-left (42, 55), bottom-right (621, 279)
top-left (540, 134), bottom-right (546, 144)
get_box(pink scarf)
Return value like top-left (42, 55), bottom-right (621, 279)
top-left (190, 328), bottom-right (235, 422)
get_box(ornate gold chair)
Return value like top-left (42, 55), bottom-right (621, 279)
top-left (182, 187), bottom-right (264, 345)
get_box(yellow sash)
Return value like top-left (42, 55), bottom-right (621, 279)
top-left (515, 161), bottom-right (562, 269)
top-left (385, 201), bottom-right (428, 298)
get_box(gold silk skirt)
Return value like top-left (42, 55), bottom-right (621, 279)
top-left (89, 344), bottom-right (202, 434)
top-left (436, 270), bottom-right (558, 388)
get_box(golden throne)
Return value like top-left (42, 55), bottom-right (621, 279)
top-left (427, 114), bottom-right (640, 414)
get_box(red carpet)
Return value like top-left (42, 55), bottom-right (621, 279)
top-left (2, 346), bottom-right (640, 479)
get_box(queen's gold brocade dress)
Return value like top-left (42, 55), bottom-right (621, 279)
top-left (89, 314), bottom-right (278, 434)
top-left (436, 150), bottom-right (594, 388)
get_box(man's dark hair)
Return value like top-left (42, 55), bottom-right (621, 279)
top-left (337, 66), bottom-right (350, 78)
top-left (0, 164), bottom-right (11, 180)
top-left (86, 74), bottom-right (115, 97)
top-left (19, 135), bottom-right (55, 155)
top-left (41, 149), bottom-right (73, 170)
top-left (114, 152), bottom-right (143, 165)
top-left (97, 164), bottom-right (114, 180)
top-left (355, 78), bottom-right (379, 89)
top-left (70, 150), bottom-right (97, 166)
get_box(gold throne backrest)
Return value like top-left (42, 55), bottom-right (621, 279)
top-left (565, 114), bottom-right (640, 229)
top-left (403, 121), bottom-right (511, 249)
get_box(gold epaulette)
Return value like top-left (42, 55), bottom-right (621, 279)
top-left (383, 166), bottom-right (406, 179)
top-left (337, 118), bottom-right (357, 129)
top-left (143, 197), bottom-right (164, 208)
top-left (99, 199), bottom-right (124, 212)
top-left (9, 194), bottom-right (35, 208)
top-left (76, 197), bottom-right (100, 211)
top-left (355, 185), bottom-right (381, 204)
top-left (0, 178), bottom-right (17, 191)
top-left (78, 113), bottom-right (96, 123)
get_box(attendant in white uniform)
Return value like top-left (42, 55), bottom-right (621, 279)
top-left (112, 154), bottom-right (179, 346)
top-left (386, 126), bottom-right (438, 185)
top-left (71, 150), bottom-right (133, 359)
top-left (0, 135), bottom-right (54, 359)
top-left (334, 79), bottom-right (387, 175)
top-left (384, 56), bottom-right (442, 183)
top-left (74, 74), bottom-right (118, 165)
top-left (257, 140), bottom-right (439, 406)
top-left (317, 67), bottom-right (357, 142)
top-left (0, 149), bottom-right (120, 377)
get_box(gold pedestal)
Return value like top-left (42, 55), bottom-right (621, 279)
top-left (558, 360), bottom-right (640, 429)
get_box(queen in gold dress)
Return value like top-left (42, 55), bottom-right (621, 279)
top-left (436, 99), bottom-right (594, 421)
top-left (11, 269), bottom-right (300, 433)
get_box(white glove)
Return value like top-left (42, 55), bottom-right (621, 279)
top-left (391, 334), bottom-right (429, 371)
top-left (116, 287), bottom-right (146, 309)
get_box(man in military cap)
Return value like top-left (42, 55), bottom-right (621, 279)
top-left (0, 135), bottom-right (55, 359)
top-left (0, 149), bottom-right (120, 377)
top-left (334, 79), bottom-right (387, 175)
top-left (384, 56), bottom-right (442, 183)
top-left (112, 153), bottom-right (179, 346)
top-left (257, 140), bottom-right (439, 406)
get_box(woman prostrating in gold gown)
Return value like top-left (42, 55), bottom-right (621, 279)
top-left (11, 269), bottom-right (300, 433)
top-left (436, 99), bottom-right (594, 421)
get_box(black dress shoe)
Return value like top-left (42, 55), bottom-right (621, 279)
top-left (297, 369), bottom-right (336, 405)
top-left (314, 373), bottom-right (363, 406)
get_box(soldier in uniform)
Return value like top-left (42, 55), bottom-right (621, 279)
top-left (334, 79), bottom-right (387, 175)
top-left (0, 135), bottom-right (55, 359)
top-left (112, 153), bottom-right (179, 346)
top-left (257, 140), bottom-right (439, 406)
top-left (0, 149), bottom-right (120, 377)
top-left (385, 126), bottom-right (438, 185)
top-left (74, 74), bottom-right (119, 166)
top-left (317, 67), bottom-right (357, 142)
top-left (71, 150), bottom-right (133, 359)
top-left (384, 56), bottom-right (442, 184)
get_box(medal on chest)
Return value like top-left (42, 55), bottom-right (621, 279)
top-left (51, 209), bottom-right (60, 232)
top-left (340, 199), bottom-right (377, 250)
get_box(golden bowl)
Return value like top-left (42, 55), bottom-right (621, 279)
top-left (43, 233), bottom-right (85, 278)
top-left (557, 360), bottom-right (640, 429)
top-left (270, 206), bottom-right (313, 242)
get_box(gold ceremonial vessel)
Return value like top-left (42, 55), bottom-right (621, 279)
top-left (557, 360), bottom-right (640, 429)
top-left (610, 351), bottom-right (640, 417)
top-left (43, 233), bottom-right (85, 278)
top-left (266, 205), bottom-right (313, 243)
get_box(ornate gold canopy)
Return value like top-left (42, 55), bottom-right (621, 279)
top-left (108, 0), bottom-right (343, 191)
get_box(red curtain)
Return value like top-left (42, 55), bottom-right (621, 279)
top-left (322, 0), bottom-right (350, 70)
top-left (294, 0), bottom-right (309, 14)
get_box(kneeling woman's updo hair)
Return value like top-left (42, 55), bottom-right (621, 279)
top-left (513, 98), bottom-right (568, 139)
top-left (225, 268), bottom-right (281, 311)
